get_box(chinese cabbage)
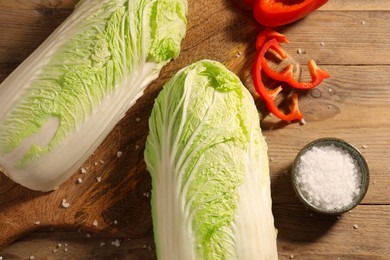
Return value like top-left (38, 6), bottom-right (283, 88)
top-left (0, 0), bottom-right (187, 191)
top-left (145, 60), bottom-right (278, 259)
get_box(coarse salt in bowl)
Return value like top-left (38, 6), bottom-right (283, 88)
top-left (291, 138), bottom-right (369, 215)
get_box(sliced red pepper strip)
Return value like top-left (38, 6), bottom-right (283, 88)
top-left (252, 38), bottom-right (303, 121)
top-left (257, 28), bottom-right (330, 90)
top-left (255, 28), bottom-right (289, 51)
top-left (262, 56), bottom-right (330, 90)
top-left (253, 0), bottom-right (329, 27)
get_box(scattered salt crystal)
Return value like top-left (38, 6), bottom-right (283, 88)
top-left (113, 220), bottom-right (118, 225)
top-left (29, 256), bottom-right (35, 260)
top-left (270, 157), bottom-right (274, 162)
top-left (328, 88), bottom-right (333, 93)
top-left (99, 160), bottom-right (105, 164)
top-left (0, 256), bottom-right (3, 260)
top-left (116, 151), bottom-right (123, 158)
top-left (289, 254), bottom-right (295, 259)
top-left (362, 145), bottom-right (368, 149)
top-left (77, 178), bottom-right (83, 184)
top-left (94, 162), bottom-right (98, 166)
top-left (86, 233), bottom-right (91, 238)
top-left (337, 216), bottom-right (341, 220)
top-left (296, 144), bottom-right (362, 211)
top-left (136, 117), bottom-right (141, 122)
top-left (64, 244), bottom-right (68, 247)
top-left (300, 118), bottom-right (307, 125)
top-left (80, 168), bottom-right (87, 174)
top-left (61, 199), bottom-right (70, 208)
top-left (93, 220), bottom-right (98, 227)
top-left (361, 20), bottom-right (366, 25)
top-left (52, 249), bottom-right (58, 253)
top-left (64, 248), bottom-right (68, 252)
top-left (57, 243), bottom-right (62, 247)
top-left (35, 221), bottom-right (41, 225)
top-left (143, 192), bottom-right (150, 198)
top-left (100, 242), bottom-right (106, 247)
top-left (96, 176), bottom-right (102, 183)
top-left (111, 239), bottom-right (121, 247)
top-left (320, 42), bottom-right (325, 46)
top-left (297, 48), bottom-right (306, 54)
top-left (135, 145), bottom-right (140, 150)
top-left (353, 224), bottom-right (359, 229)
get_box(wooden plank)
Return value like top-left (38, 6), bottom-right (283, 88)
top-left (274, 204), bottom-right (390, 259)
top-left (0, 230), bottom-right (156, 260)
top-left (2, 9), bottom-right (390, 65)
top-left (0, 0), bottom-right (77, 9)
top-left (279, 11), bottom-right (390, 65)
top-left (2, 205), bottom-right (389, 259)
top-left (321, 0), bottom-right (390, 11)
top-left (0, 9), bottom-right (72, 64)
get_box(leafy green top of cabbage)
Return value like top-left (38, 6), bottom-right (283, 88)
top-left (0, 0), bottom-right (187, 191)
top-left (145, 60), bottom-right (278, 259)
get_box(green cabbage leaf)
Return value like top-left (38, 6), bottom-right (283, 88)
top-left (0, 0), bottom-right (187, 191)
top-left (145, 60), bottom-right (278, 259)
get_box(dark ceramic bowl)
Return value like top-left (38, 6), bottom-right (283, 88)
top-left (291, 138), bottom-right (369, 215)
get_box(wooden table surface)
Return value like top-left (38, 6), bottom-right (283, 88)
top-left (1, 0), bottom-right (390, 259)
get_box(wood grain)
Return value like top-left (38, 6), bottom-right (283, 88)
top-left (1, 0), bottom-right (390, 259)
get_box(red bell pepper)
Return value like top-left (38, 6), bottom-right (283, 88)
top-left (252, 38), bottom-right (303, 121)
top-left (255, 28), bottom-right (288, 51)
top-left (253, 0), bottom-right (329, 27)
top-left (256, 28), bottom-right (330, 90)
top-left (262, 57), bottom-right (330, 89)
top-left (252, 29), bottom-right (330, 121)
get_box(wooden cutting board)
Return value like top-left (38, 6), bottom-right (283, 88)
top-left (0, 0), bottom-right (266, 249)
top-left (1, 0), bottom-right (390, 259)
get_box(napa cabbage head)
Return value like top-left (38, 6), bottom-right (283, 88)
top-left (144, 60), bottom-right (278, 259)
top-left (0, 0), bottom-right (187, 191)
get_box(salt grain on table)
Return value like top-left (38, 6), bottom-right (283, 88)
top-left (61, 199), bottom-right (70, 208)
top-left (112, 239), bottom-right (121, 247)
